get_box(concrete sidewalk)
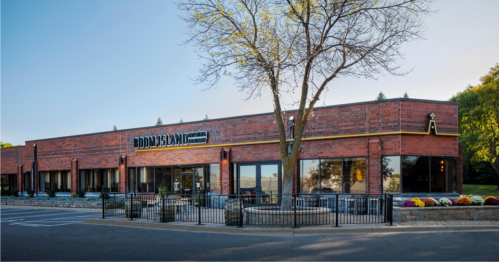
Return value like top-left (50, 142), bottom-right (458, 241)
top-left (1, 204), bottom-right (101, 213)
top-left (82, 218), bottom-right (499, 236)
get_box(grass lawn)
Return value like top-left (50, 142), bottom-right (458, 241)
top-left (463, 184), bottom-right (499, 196)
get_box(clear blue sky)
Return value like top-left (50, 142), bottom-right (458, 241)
top-left (2, 0), bottom-right (499, 146)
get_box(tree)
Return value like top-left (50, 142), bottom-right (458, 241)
top-left (0, 141), bottom-right (20, 148)
top-left (178, 0), bottom-right (433, 209)
top-left (375, 92), bottom-right (387, 100)
top-left (156, 117), bottom-right (163, 126)
top-left (450, 64), bottom-right (499, 190)
top-left (113, 125), bottom-right (117, 131)
top-left (403, 92), bottom-right (409, 98)
top-left (204, 114), bottom-right (209, 120)
top-left (179, 119), bottom-right (184, 123)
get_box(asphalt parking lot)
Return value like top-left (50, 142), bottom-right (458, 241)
top-left (1, 207), bottom-right (100, 227)
top-left (2, 207), bottom-right (499, 261)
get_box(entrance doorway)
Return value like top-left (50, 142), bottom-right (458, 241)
top-left (237, 163), bottom-right (281, 205)
top-left (181, 173), bottom-right (194, 196)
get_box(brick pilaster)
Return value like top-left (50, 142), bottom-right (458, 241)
top-left (367, 139), bottom-right (382, 194)
top-left (17, 164), bottom-right (23, 192)
top-left (71, 159), bottom-right (78, 193)
top-left (220, 148), bottom-right (231, 195)
top-left (119, 155), bottom-right (127, 193)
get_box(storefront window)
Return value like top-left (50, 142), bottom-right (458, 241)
top-left (40, 171), bottom-right (71, 192)
top-left (1, 174), bottom-right (17, 191)
top-left (173, 168), bottom-right (181, 194)
top-left (382, 156), bottom-right (401, 193)
top-left (195, 167), bottom-right (204, 192)
top-left (261, 165), bottom-right (279, 195)
top-left (320, 159), bottom-right (342, 193)
top-left (128, 168), bottom-right (137, 193)
top-left (81, 169), bottom-right (118, 192)
top-left (402, 156), bottom-right (430, 193)
top-left (155, 167), bottom-right (171, 194)
top-left (137, 167), bottom-right (154, 193)
top-left (431, 157), bottom-right (457, 193)
top-left (343, 158), bottom-right (366, 194)
top-left (210, 164), bottom-right (220, 194)
top-left (24, 172), bottom-right (31, 191)
top-left (300, 159), bottom-right (320, 193)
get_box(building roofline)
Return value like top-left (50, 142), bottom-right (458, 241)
top-left (25, 98), bottom-right (457, 143)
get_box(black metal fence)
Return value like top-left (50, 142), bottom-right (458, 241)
top-left (102, 193), bottom-right (393, 227)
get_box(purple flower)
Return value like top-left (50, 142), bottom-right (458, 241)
top-left (402, 200), bottom-right (415, 207)
top-left (484, 198), bottom-right (499, 205)
top-left (449, 198), bottom-right (456, 205)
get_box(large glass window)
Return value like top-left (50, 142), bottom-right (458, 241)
top-left (24, 172), bottom-right (31, 191)
top-left (80, 169), bottom-right (118, 192)
top-left (155, 167), bottom-right (171, 194)
top-left (128, 168), bottom-right (137, 193)
top-left (1, 174), bottom-right (17, 191)
top-left (300, 159), bottom-right (320, 193)
top-left (402, 156), bottom-right (430, 193)
top-left (382, 156), bottom-right (401, 193)
top-left (40, 171), bottom-right (71, 192)
top-left (240, 165), bottom-right (257, 189)
top-left (431, 157), bottom-right (457, 193)
top-left (320, 159), bottom-right (342, 193)
top-left (173, 168), bottom-right (181, 194)
top-left (137, 167), bottom-right (154, 193)
top-left (343, 158), bottom-right (366, 194)
top-left (195, 167), bottom-right (204, 192)
top-left (261, 165), bottom-right (279, 195)
top-left (209, 164), bottom-right (220, 194)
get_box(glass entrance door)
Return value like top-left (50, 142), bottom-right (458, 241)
top-left (181, 173), bottom-right (194, 197)
top-left (237, 163), bottom-right (281, 205)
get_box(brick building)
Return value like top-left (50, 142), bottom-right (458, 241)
top-left (0, 98), bottom-right (462, 197)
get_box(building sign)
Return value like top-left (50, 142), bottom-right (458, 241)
top-left (134, 131), bottom-right (208, 149)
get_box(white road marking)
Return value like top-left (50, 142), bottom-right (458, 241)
top-left (1, 210), bottom-right (57, 216)
top-left (2, 212), bottom-right (90, 220)
top-left (10, 222), bottom-right (73, 227)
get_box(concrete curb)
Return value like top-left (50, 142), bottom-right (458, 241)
top-left (1, 204), bottom-right (101, 213)
top-left (82, 219), bottom-right (499, 236)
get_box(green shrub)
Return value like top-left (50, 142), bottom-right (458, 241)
top-left (70, 193), bottom-right (77, 198)
top-left (46, 189), bottom-right (56, 198)
top-left (142, 200), bottom-right (148, 208)
top-left (27, 189), bottom-right (35, 198)
top-left (77, 189), bottom-right (86, 198)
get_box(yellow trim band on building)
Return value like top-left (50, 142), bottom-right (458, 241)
top-left (134, 130), bottom-right (459, 152)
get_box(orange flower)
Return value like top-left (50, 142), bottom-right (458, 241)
top-left (457, 197), bottom-right (472, 205)
top-left (422, 198), bottom-right (436, 207)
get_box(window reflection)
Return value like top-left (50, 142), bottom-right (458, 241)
top-left (210, 164), bottom-right (220, 194)
top-left (383, 156), bottom-right (401, 193)
top-left (320, 159), bottom-right (342, 193)
top-left (343, 158), bottom-right (366, 194)
top-left (300, 160), bottom-right (320, 193)
top-left (402, 156), bottom-right (430, 193)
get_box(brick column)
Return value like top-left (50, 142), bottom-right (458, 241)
top-left (17, 164), bottom-right (23, 193)
top-left (119, 155), bottom-right (128, 193)
top-left (458, 143), bottom-right (463, 194)
top-left (33, 161), bottom-right (39, 193)
top-left (367, 139), bottom-right (382, 194)
top-left (71, 158), bottom-right (79, 193)
top-left (220, 148), bottom-right (231, 195)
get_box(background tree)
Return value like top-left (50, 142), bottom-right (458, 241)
top-left (375, 92), bottom-right (387, 100)
top-left (178, 0), bottom-right (433, 209)
top-left (204, 114), bottom-right (209, 120)
top-left (113, 125), bottom-right (117, 131)
top-left (403, 92), bottom-right (409, 98)
top-left (156, 117), bottom-right (163, 126)
top-left (0, 141), bottom-right (20, 148)
top-left (179, 118), bottom-right (184, 123)
top-left (450, 64), bottom-right (499, 190)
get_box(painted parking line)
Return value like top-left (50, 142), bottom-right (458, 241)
top-left (1, 211), bottom-right (92, 220)
top-left (1, 210), bottom-right (58, 216)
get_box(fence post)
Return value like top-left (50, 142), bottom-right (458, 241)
top-left (335, 194), bottom-right (339, 227)
top-left (197, 195), bottom-right (204, 225)
top-left (388, 194), bottom-right (393, 226)
top-left (130, 194), bottom-right (133, 221)
top-left (101, 192), bottom-right (105, 219)
top-left (293, 194), bottom-right (297, 228)
top-left (238, 194), bottom-right (243, 228)
top-left (161, 194), bottom-right (165, 223)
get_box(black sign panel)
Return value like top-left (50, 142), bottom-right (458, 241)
top-left (134, 131), bottom-right (208, 149)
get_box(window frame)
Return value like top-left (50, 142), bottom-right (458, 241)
top-left (381, 154), bottom-right (458, 195)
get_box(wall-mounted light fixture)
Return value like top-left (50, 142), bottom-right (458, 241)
top-left (221, 150), bottom-right (227, 159)
top-left (119, 156), bottom-right (124, 165)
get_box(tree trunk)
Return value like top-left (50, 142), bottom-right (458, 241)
top-left (281, 162), bottom-right (295, 211)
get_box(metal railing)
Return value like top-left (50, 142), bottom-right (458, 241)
top-left (102, 193), bottom-right (393, 227)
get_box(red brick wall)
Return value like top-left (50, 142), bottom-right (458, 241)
top-left (0, 100), bottom-right (461, 195)
top-left (458, 143), bottom-right (464, 194)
